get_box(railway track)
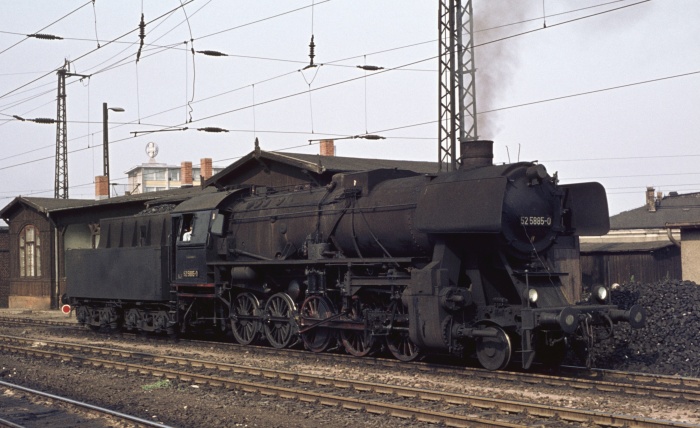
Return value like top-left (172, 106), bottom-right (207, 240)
top-left (3, 315), bottom-right (699, 399)
top-left (1, 334), bottom-right (696, 428)
top-left (0, 316), bottom-right (79, 330)
top-left (0, 379), bottom-right (171, 428)
top-left (3, 315), bottom-right (699, 401)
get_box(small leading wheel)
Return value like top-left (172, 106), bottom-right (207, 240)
top-left (476, 325), bottom-right (512, 370)
top-left (230, 292), bottom-right (262, 345)
top-left (300, 295), bottom-right (336, 353)
top-left (263, 293), bottom-right (297, 349)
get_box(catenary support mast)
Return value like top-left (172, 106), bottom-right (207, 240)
top-left (438, 0), bottom-right (477, 171)
top-left (54, 60), bottom-right (90, 199)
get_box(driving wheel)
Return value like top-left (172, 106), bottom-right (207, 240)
top-left (263, 293), bottom-right (297, 348)
top-left (230, 292), bottom-right (262, 345)
top-left (300, 295), bottom-right (336, 353)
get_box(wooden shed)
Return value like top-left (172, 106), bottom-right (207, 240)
top-left (580, 241), bottom-right (681, 287)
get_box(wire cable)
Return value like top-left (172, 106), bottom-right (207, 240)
top-left (0, 1), bottom-right (92, 57)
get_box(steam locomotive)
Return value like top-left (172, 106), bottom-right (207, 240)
top-left (65, 141), bottom-right (645, 370)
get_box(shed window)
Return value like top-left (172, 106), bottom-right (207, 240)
top-left (19, 225), bottom-right (41, 277)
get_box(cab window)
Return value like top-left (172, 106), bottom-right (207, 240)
top-left (178, 212), bottom-right (209, 244)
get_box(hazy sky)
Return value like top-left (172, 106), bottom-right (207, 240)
top-left (1, 0), bottom-right (698, 216)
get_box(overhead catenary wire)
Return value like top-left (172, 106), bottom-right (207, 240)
top-left (0, 0), bottom-right (195, 102)
top-left (0, 0), bottom-right (684, 202)
top-left (0, 0), bottom-right (92, 57)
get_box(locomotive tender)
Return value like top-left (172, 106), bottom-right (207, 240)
top-left (66, 141), bottom-right (645, 370)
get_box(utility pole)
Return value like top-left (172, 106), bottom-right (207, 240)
top-left (103, 103), bottom-right (125, 197)
top-left (438, 0), bottom-right (477, 171)
top-left (54, 60), bottom-right (90, 199)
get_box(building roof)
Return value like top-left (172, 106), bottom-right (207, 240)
top-left (610, 192), bottom-right (700, 230)
top-left (0, 186), bottom-right (209, 221)
top-left (204, 149), bottom-right (438, 189)
top-left (580, 240), bottom-right (676, 253)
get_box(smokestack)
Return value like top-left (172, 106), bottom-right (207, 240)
top-left (320, 139), bottom-right (335, 156)
top-left (200, 158), bottom-right (213, 180)
top-left (95, 175), bottom-right (109, 200)
top-left (181, 161), bottom-right (193, 187)
top-left (646, 187), bottom-right (656, 212)
top-left (459, 140), bottom-right (493, 169)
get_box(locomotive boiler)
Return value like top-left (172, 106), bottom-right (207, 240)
top-left (65, 141), bottom-right (645, 370)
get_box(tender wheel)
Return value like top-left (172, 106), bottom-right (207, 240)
top-left (230, 292), bottom-right (262, 345)
top-left (300, 296), bottom-right (336, 353)
top-left (125, 308), bottom-right (140, 331)
top-left (476, 325), bottom-right (512, 370)
top-left (263, 293), bottom-right (297, 349)
top-left (386, 302), bottom-right (421, 362)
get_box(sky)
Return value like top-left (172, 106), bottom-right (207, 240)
top-left (0, 0), bottom-right (698, 217)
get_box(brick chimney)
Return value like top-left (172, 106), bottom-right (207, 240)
top-left (95, 175), bottom-right (109, 200)
top-left (646, 187), bottom-right (656, 212)
top-left (181, 161), bottom-right (193, 187)
top-left (200, 158), bottom-right (213, 180)
top-left (320, 139), bottom-right (335, 156)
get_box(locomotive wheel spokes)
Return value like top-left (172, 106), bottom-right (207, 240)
top-left (263, 293), bottom-right (297, 349)
top-left (386, 332), bottom-right (421, 361)
top-left (476, 325), bottom-right (513, 370)
top-left (385, 301), bottom-right (421, 362)
top-left (341, 329), bottom-right (375, 357)
top-left (339, 301), bottom-right (375, 357)
top-left (230, 292), bottom-right (262, 345)
top-left (300, 296), bottom-right (336, 353)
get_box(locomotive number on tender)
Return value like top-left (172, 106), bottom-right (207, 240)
top-left (520, 216), bottom-right (552, 226)
top-left (182, 270), bottom-right (199, 278)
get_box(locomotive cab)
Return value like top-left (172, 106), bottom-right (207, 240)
top-left (170, 189), bottom-right (248, 332)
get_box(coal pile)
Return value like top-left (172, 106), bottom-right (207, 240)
top-left (589, 279), bottom-right (700, 377)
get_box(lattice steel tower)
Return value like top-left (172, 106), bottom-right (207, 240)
top-left (54, 61), bottom-right (89, 199)
top-left (54, 66), bottom-right (68, 198)
top-left (438, 0), bottom-right (477, 171)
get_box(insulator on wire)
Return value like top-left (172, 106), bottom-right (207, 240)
top-left (303, 35), bottom-right (317, 70)
top-left (28, 33), bottom-right (63, 40)
top-left (197, 127), bottom-right (229, 133)
top-left (197, 50), bottom-right (227, 57)
top-left (357, 65), bottom-right (384, 71)
top-left (355, 134), bottom-right (385, 140)
top-left (136, 13), bottom-right (146, 62)
top-left (139, 14), bottom-right (146, 40)
top-left (13, 115), bottom-right (25, 121)
top-left (31, 118), bottom-right (56, 124)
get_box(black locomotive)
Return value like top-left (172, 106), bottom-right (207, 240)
top-left (65, 141), bottom-right (645, 370)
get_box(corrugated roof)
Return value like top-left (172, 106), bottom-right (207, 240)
top-left (610, 192), bottom-right (700, 229)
